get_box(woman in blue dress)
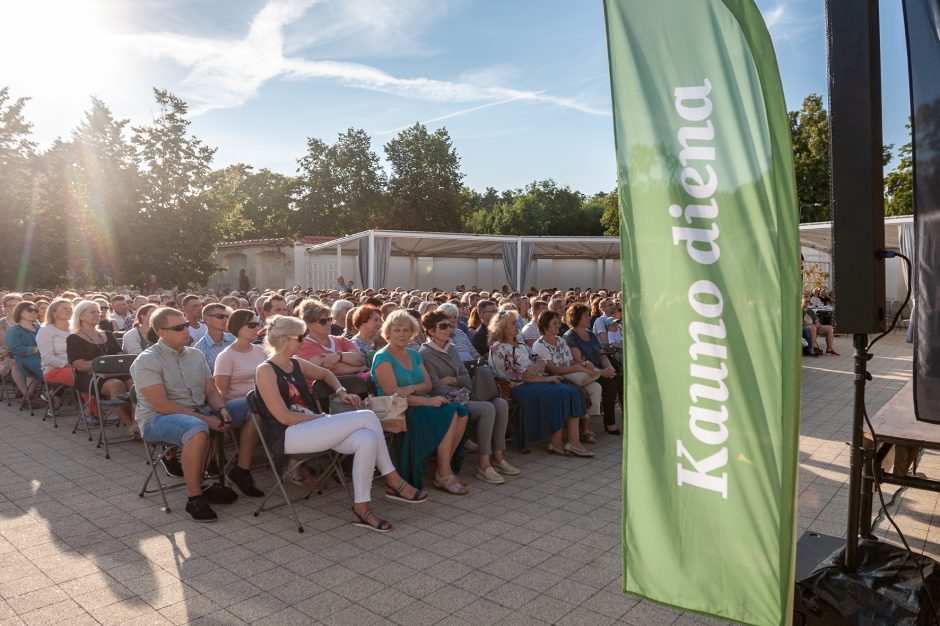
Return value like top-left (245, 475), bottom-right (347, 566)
top-left (4, 300), bottom-right (43, 405)
top-left (372, 309), bottom-right (471, 495)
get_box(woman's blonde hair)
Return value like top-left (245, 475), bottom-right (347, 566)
top-left (45, 298), bottom-right (72, 326)
top-left (488, 310), bottom-right (518, 345)
top-left (263, 315), bottom-right (307, 357)
top-left (70, 300), bottom-right (100, 333)
top-left (381, 308), bottom-right (419, 340)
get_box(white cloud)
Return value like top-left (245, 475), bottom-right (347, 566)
top-left (119, 0), bottom-right (607, 118)
top-left (760, 2), bottom-right (817, 42)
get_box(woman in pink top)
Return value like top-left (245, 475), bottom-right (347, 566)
top-left (295, 299), bottom-right (367, 376)
top-left (214, 310), bottom-right (267, 401)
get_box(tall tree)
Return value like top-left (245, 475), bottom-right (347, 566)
top-left (597, 189), bottom-right (620, 236)
top-left (384, 123), bottom-right (465, 231)
top-left (0, 87), bottom-right (38, 287)
top-left (465, 180), bottom-right (603, 236)
top-left (789, 93), bottom-right (831, 222)
top-left (884, 121), bottom-right (912, 216)
top-left (132, 89), bottom-right (218, 289)
top-left (295, 128), bottom-right (385, 237)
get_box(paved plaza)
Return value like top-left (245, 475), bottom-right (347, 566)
top-left (0, 332), bottom-right (927, 625)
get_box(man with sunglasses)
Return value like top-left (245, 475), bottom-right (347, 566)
top-left (194, 303), bottom-right (235, 375)
top-left (131, 307), bottom-right (261, 523)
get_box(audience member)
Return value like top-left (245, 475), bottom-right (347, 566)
top-left (488, 310), bottom-right (591, 456)
top-left (565, 303), bottom-right (621, 435)
top-left (372, 309), bottom-right (470, 494)
top-left (122, 303), bottom-right (157, 355)
top-left (67, 300), bottom-right (135, 436)
top-left (37, 298), bottom-right (76, 398)
top-left (193, 303), bottom-right (234, 374)
top-left (110, 295), bottom-right (134, 332)
top-left (803, 296), bottom-right (839, 356)
top-left (131, 307), bottom-right (262, 523)
top-left (419, 311), bottom-right (517, 485)
top-left (296, 299), bottom-right (367, 375)
top-left (181, 295), bottom-right (207, 344)
top-left (5, 300), bottom-right (44, 404)
top-left (255, 315), bottom-right (425, 532)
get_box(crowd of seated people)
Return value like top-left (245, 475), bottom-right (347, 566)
top-left (0, 280), bottom-right (640, 528)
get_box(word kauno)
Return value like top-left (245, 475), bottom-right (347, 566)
top-left (671, 79), bottom-right (729, 499)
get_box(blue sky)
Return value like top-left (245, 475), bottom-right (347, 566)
top-left (0, 0), bottom-right (911, 195)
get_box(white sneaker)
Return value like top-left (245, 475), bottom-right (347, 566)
top-left (464, 439), bottom-right (479, 452)
top-left (476, 466), bottom-right (505, 484)
top-left (493, 458), bottom-right (520, 476)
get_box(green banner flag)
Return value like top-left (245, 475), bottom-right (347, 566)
top-left (604, 1), bottom-right (801, 624)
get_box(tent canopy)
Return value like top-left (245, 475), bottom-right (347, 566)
top-left (305, 230), bottom-right (621, 259)
top-left (798, 215), bottom-right (913, 253)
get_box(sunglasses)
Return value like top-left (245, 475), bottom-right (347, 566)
top-left (315, 317), bottom-right (332, 325)
top-left (294, 331), bottom-right (309, 342)
top-left (24, 307), bottom-right (38, 313)
top-left (246, 321), bottom-right (261, 329)
top-left (160, 323), bottom-right (189, 333)
top-left (436, 323), bottom-right (452, 330)
top-left (206, 313), bottom-right (230, 320)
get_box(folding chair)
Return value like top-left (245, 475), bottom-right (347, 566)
top-left (247, 390), bottom-right (351, 533)
top-left (136, 383), bottom-right (187, 513)
top-left (41, 377), bottom-right (76, 428)
top-left (89, 355), bottom-right (135, 459)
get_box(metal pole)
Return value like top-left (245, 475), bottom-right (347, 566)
top-left (367, 231), bottom-right (375, 289)
top-left (845, 332), bottom-right (870, 570)
top-left (516, 237), bottom-right (523, 292)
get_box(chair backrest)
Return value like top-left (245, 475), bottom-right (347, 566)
top-left (91, 354), bottom-right (134, 376)
top-left (112, 330), bottom-right (126, 341)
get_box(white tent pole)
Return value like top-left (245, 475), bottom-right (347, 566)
top-left (516, 237), bottom-right (522, 292)
top-left (336, 245), bottom-right (342, 290)
top-left (368, 231), bottom-right (376, 289)
top-left (409, 256), bottom-right (416, 289)
top-left (601, 258), bottom-right (607, 289)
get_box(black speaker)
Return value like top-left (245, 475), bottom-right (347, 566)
top-left (826, 0), bottom-right (886, 334)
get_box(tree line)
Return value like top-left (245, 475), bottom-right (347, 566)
top-left (0, 87), bottom-right (913, 290)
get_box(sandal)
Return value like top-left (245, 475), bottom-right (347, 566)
top-left (385, 480), bottom-right (428, 504)
top-left (434, 474), bottom-right (469, 496)
top-left (351, 509), bottom-right (392, 533)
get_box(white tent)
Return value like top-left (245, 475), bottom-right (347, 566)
top-left (305, 230), bottom-right (621, 291)
top-left (304, 219), bottom-right (915, 293)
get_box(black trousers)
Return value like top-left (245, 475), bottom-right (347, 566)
top-left (597, 375), bottom-right (623, 427)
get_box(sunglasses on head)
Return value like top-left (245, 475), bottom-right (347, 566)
top-left (160, 323), bottom-right (189, 333)
top-left (206, 313), bottom-right (229, 320)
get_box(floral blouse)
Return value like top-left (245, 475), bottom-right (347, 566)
top-left (531, 336), bottom-right (573, 368)
top-left (488, 341), bottom-right (533, 386)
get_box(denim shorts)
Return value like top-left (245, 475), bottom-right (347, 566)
top-left (141, 399), bottom-right (249, 446)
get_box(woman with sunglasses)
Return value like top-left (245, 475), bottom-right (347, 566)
top-left (5, 301), bottom-right (44, 406)
top-left (67, 300), bottom-right (136, 436)
top-left (255, 315), bottom-right (427, 532)
top-left (214, 310), bottom-right (266, 404)
top-left (296, 299), bottom-right (367, 376)
top-left (419, 311), bottom-right (518, 485)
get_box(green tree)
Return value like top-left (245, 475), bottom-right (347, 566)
top-left (0, 87), bottom-right (38, 287)
top-left (597, 189), bottom-right (620, 236)
top-left (465, 180), bottom-right (603, 236)
top-left (789, 94), bottom-right (830, 222)
top-left (132, 89), bottom-right (219, 289)
top-left (384, 123), bottom-right (464, 231)
top-left (295, 128), bottom-right (385, 236)
top-left (884, 122), bottom-right (912, 216)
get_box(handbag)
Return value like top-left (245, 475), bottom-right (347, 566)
top-left (445, 387), bottom-right (471, 406)
top-left (470, 364), bottom-right (499, 402)
top-left (365, 395), bottom-right (408, 433)
top-left (563, 370), bottom-right (601, 386)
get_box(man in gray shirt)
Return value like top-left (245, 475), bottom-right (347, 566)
top-left (131, 307), bottom-right (261, 523)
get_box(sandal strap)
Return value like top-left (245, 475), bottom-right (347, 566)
top-left (354, 509), bottom-right (390, 530)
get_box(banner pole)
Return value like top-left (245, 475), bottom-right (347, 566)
top-left (845, 332), bottom-right (871, 571)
